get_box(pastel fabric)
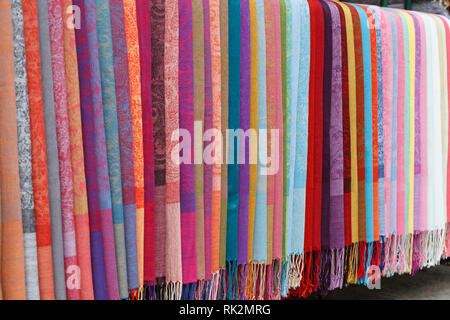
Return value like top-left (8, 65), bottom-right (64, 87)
top-left (0, 0), bottom-right (448, 300)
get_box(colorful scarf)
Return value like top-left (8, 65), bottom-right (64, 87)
top-left (37, 0), bottom-right (66, 299)
top-left (2, 0), bottom-right (450, 301)
top-left (12, 0), bottom-right (40, 300)
top-left (47, 0), bottom-right (79, 300)
top-left (61, 0), bottom-right (93, 300)
top-left (95, 0), bottom-right (122, 300)
top-left (164, 0), bottom-right (183, 298)
top-left (109, 0), bottom-right (139, 296)
top-left (0, 0), bottom-right (26, 300)
top-left (22, 0), bottom-right (55, 300)
top-left (151, 0), bottom-right (167, 283)
top-left (135, 0), bottom-right (156, 290)
top-left (123, 0), bottom-right (145, 290)
top-left (179, 0), bottom-right (197, 291)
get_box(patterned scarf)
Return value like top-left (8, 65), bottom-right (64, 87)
top-left (37, 0), bottom-right (66, 299)
top-left (109, 0), bottom-right (139, 296)
top-left (0, 0), bottom-right (26, 300)
top-left (12, 0), bottom-right (40, 300)
top-left (22, 0), bottom-right (55, 299)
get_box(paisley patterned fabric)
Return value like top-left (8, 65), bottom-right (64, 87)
top-left (11, 0), bottom-right (40, 300)
top-left (94, 0), bottom-right (121, 300)
top-left (151, 0), bottom-right (167, 281)
top-left (0, 0), bottom-right (26, 300)
top-left (47, 0), bottom-right (80, 300)
top-left (22, 0), bottom-right (55, 300)
top-left (61, 0), bottom-right (93, 300)
top-left (37, 0), bottom-right (66, 300)
top-left (0, 0), bottom-right (449, 301)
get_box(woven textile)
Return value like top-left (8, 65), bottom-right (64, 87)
top-left (0, 0), bottom-right (449, 300)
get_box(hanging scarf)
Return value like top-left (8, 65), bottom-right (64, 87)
top-left (408, 11), bottom-right (423, 273)
top-left (0, 181), bottom-right (2, 299)
top-left (416, 12), bottom-right (429, 269)
top-left (135, 0), bottom-right (156, 291)
top-left (47, 0), bottom-right (80, 300)
top-left (430, 15), bottom-right (448, 262)
top-left (238, 0), bottom-right (251, 300)
top-left (22, 0), bottom-right (55, 300)
top-left (11, 0), bottom-right (40, 300)
top-left (225, 0), bottom-right (239, 300)
top-left (109, 0), bottom-right (140, 296)
top-left (36, 0), bottom-right (66, 299)
top-left (61, 0), bottom-right (94, 299)
top-left (318, 0), bottom-right (332, 294)
top-left (203, 0), bottom-right (214, 289)
top-left (288, 0), bottom-right (310, 294)
top-left (74, 0), bottom-right (105, 299)
top-left (426, 15), bottom-right (445, 266)
top-left (209, 0), bottom-right (222, 294)
top-left (337, 2), bottom-right (361, 284)
top-left (402, 10), bottom-right (416, 273)
top-left (298, 0), bottom-right (323, 298)
top-left (270, 0), bottom-right (283, 300)
top-left (251, 0), bottom-right (268, 300)
top-left (280, 0), bottom-right (287, 283)
top-left (380, 7), bottom-right (394, 247)
top-left (193, 0), bottom-right (206, 290)
top-left (363, 4), bottom-right (381, 274)
top-left (151, 0), bottom-right (167, 283)
top-left (0, 0), bottom-right (26, 300)
top-left (391, 9), bottom-right (407, 275)
top-left (369, 5), bottom-right (386, 244)
top-left (179, 0), bottom-right (198, 291)
top-left (94, 0), bottom-right (123, 300)
top-left (280, 0), bottom-right (290, 297)
top-left (219, 0), bottom-right (229, 286)
top-left (333, 1), bottom-right (351, 251)
top-left (246, 0), bottom-right (257, 301)
top-left (438, 15), bottom-right (450, 257)
top-left (164, 0), bottom-right (183, 299)
top-left (123, 0), bottom-right (145, 291)
top-left (326, 0), bottom-right (345, 291)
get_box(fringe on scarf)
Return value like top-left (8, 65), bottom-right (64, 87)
top-left (181, 281), bottom-right (199, 300)
top-left (247, 262), bottom-right (267, 300)
top-left (208, 271), bottom-right (220, 300)
top-left (195, 278), bottom-right (214, 300)
top-left (329, 248), bottom-right (345, 291)
top-left (411, 231), bottom-right (421, 275)
top-left (237, 264), bottom-right (248, 300)
top-left (357, 241), bottom-right (374, 285)
top-left (270, 259), bottom-right (282, 300)
top-left (218, 267), bottom-right (227, 300)
top-left (383, 235), bottom-right (398, 277)
top-left (425, 229), bottom-right (446, 268)
top-left (287, 253), bottom-right (304, 291)
top-left (264, 263), bottom-right (272, 300)
top-left (128, 287), bottom-right (141, 300)
top-left (280, 257), bottom-right (290, 298)
top-left (225, 261), bottom-right (248, 300)
top-left (161, 282), bottom-right (183, 300)
top-left (245, 261), bottom-right (253, 299)
top-left (288, 250), bottom-right (320, 298)
top-left (444, 223), bottom-right (450, 258)
top-left (139, 232), bottom-right (448, 301)
top-left (318, 250), bottom-right (331, 295)
top-left (406, 234), bottom-right (414, 274)
top-left (141, 280), bottom-right (156, 300)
